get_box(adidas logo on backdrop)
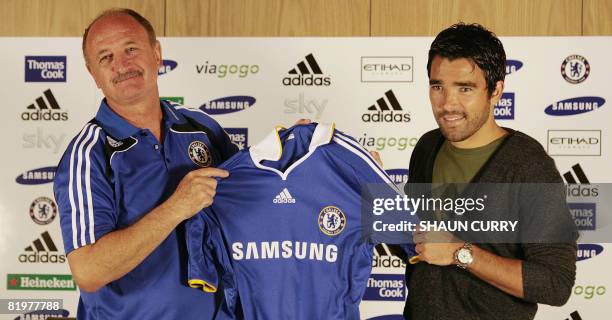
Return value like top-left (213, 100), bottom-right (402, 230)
top-left (362, 90), bottom-right (411, 123)
top-left (273, 188), bottom-right (296, 204)
top-left (282, 54), bottom-right (331, 86)
top-left (21, 89), bottom-right (68, 121)
top-left (18, 231), bottom-right (66, 263)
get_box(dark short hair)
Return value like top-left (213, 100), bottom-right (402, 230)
top-left (82, 8), bottom-right (157, 62)
top-left (427, 23), bottom-right (506, 96)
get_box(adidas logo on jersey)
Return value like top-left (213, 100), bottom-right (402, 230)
top-left (18, 231), bottom-right (66, 263)
top-left (21, 89), bottom-right (68, 121)
top-left (362, 90), bottom-right (410, 123)
top-left (282, 54), bottom-right (331, 86)
top-left (273, 188), bottom-right (296, 204)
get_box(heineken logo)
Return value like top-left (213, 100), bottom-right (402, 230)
top-left (6, 274), bottom-right (76, 291)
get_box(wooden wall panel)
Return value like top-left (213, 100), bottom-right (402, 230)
top-left (166, 0), bottom-right (370, 36)
top-left (584, 0), bottom-right (612, 35)
top-left (371, 0), bottom-right (583, 36)
top-left (0, 0), bottom-right (164, 36)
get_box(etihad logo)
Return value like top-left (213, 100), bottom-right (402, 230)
top-left (25, 56), bottom-right (66, 82)
top-left (361, 56), bottom-right (413, 82)
top-left (547, 130), bottom-right (601, 156)
top-left (18, 231), bottom-right (66, 264)
top-left (494, 92), bottom-right (514, 120)
top-left (505, 59), bottom-right (523, 75)
top-left (273, 188), bottom-right (296, 204)
top-left (284, 93), bottom-right (327, 119)
top-left (282, 53), bottom-right (331, 86)
top-left (385, 169), bottom-right (409, 185)
top-left (7, 274), bottom-right (75, 291)
top-left (199, 96), bottom-right (256, 115)
top-left (363, 90), bottom-right (410, 123)
top-left (225, 128), bottom-right (248, 150)
top-left (158, 59), bottom-right (177, 75)
top-left (545, 97), bottom-right (605, 116)
top-left (362, 274), bottom-right (406, 301)
top-left (577, 244), bottom-right (603, 261)
top-left (22, 89), bottom-right (68, 121)
top-left (15, 166), bottom-right (56, 185)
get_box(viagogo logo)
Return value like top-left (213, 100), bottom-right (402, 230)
top-left (358, 133), bottom-right (418, 151)
top-left (573, 284), bottom-right (606, 300)
top-left (196, 61), bottom-right (259, 78)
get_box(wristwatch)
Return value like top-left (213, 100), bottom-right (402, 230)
top-left (454, 242), bottom-right (474, 269)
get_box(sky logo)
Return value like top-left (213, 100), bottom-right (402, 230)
top-left (200, 96), bottom-right (256, 115)
top-left (545, 97), bottom-right (605, 116)
top-left (158, 60), bottom-right (177, 75)
top-left (25, 56), bottom-right (66, 82)
top-left (494, 92), bottom-right (514, 120)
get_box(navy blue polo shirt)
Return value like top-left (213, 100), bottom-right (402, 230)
top-left (54, 99), bottom-right (237, 319)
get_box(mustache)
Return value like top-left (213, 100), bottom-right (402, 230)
top-left (112, 70), bottom-right (143, 84)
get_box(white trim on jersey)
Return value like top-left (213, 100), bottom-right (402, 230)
top-left (333, 135), bottom-right (401, 194)
top-left (84, 127), bottom-right (101, 244)
top-left (68, 124), bottom-right (94, 250)
top-left (109, 137), bottom-right (139, 165)
top-left (249, 123), bottom-right (335, 180)
top-left (175, 105), bottom-right (213, 117)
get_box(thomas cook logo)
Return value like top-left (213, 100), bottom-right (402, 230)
top-left (545, 97), bottom-right (605, 116)
top-left (561, 55), bottom-right (589, 84)
top-left (25, 56), bottom-right (66, 82)
top-left (283, 53), bottom-right (331, 86)
top-left (188, 141), bottom-right (212, 167)
top-left (158, 59), bottom-right (178, 75)
top-left (318, 206), bottom-right (346, 236)
top-left (199, 96), bottom-right (256, 115)
top-left (29, 197), bottom-right (57, 225)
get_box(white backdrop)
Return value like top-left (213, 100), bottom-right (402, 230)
top-left (0, 37), bottom-right (609, 319)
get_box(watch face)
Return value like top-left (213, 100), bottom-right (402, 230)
top-left (458, 248), bottom-right (472, 264)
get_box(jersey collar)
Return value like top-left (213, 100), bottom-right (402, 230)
top-left (250, 122), bottom-right (335, 163)
top-left (95, 99), bottom-right (186, 140)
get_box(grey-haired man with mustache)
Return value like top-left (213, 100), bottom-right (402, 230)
top-left (53, 9), bottom-right (238, 319)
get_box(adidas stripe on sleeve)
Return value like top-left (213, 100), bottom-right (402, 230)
top-left (54, 123), bottom-right (117, 254)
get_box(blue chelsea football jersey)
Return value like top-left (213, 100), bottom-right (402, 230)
top-left (186, 123), bottom-right (417, 319)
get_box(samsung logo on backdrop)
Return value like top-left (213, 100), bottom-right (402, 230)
top-left (199, 96), bottom-right (256, 115)
top-left (505, 60), bottom-right (523, 75)
top-left (577, 244), bottom-right (603, 261)
top-left (16, 166), bottom-right (56, 185)
top-left (25, 56), bottom-right (66, 82)
top-left (545, 97), bottom-right (605, 116)
top-left (385, 169), bottom-right (409, 185)
top-left (158, 60), bottom-right (178, 75)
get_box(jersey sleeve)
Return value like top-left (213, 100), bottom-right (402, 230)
top-left (53, 123), bottom-right (117, 254)
top-left (175, 106), bottom-right (239, 162)
top-left (332, 131), bottom-right (419, 261)
top-left (186, 209), bottom-right (234, 294)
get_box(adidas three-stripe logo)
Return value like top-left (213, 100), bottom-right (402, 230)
top-left (368, 90), bottom-right (403, 111)
top-left (564, 163), bottom-right (590, 184)
top-left (25, 231), bottom-right (58, 252)
top-left (273, 188), bottom-right (296, 204)
top-left (362, 90), bottom-right (411, 123)
top-left (21, 89), bottom-right (68, 121)
top-left (288, 54), bottom-right (323, 75)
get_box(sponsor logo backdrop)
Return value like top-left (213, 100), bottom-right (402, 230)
top-left (0, 37), bottom-right (610, 319)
